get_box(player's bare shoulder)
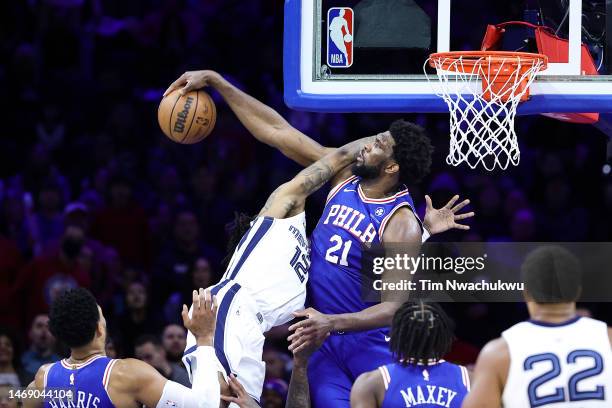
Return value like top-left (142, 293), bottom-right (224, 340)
top-left (105, 358), bottom-right (165, 408)
top-left (381, 206), bottom-right (422, 243)
top-left (351, 368), bottom-right (386, 408)
top-left (476, 337), bottom-right (510, 381)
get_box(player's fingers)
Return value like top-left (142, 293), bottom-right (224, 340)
top-left (293, 340), bottom-right (316, 355)
top-left (453, 222), bottom-right (470, 230)
top-left (451, 199), bottom-right (470, 213)
top-left (455, 211), bottom-right (475, 220)
top-left (163, 73), bottom-right (187, 96)
top-left (288, 337), bottom-right (308, 352)
top-left (444, 195), bottom-right (460, 209)
top-left (220, 395), bottom-right (239, 403)
top-left (181, 305), bottom-right (189, 326)
top-left (292, 309), bottom-right (310, 318)
top-left (180, 80), bottom-right (195, 96)
top-left (192, 290), bottom-right (199, 311)
top-left (202, 288), bottom-right (211, 311)
top-left (288, 319), bottom-right (311, 332)
top-left (287, 327), bottom-right (314, 342)
top-left (212, 295), bottom-right (218, 314)
top-left (229, 374), bottom-right (247, 395)
top-left (425, 195), bottom-right (433, 210)
top-left (193, 290), bottom-right (203, 315)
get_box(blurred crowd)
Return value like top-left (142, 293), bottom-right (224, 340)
top-left (0, 1), bottom-right (611, 406)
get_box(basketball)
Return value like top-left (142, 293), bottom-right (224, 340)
top-left (344, 34), bottom-right (353, 42)
top-left (158, 89), bottom-right (216, 144)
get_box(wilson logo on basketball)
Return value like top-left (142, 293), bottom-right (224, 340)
top-left (173, 96), bottom-right (194, 133)
top-left (158, 89), bottom-right (216, 144)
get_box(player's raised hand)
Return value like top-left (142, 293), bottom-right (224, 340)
top-left (423, 194), bottom-right (474, 235)
top-left (220, 374), bottom-right (261, 408)
top-left (163, 70), bottom-right (221, 97)
top-left (289, 328), bottom-right (328, 364)
top-left (288, 308), bottom-right (333, 351)
top-left (181, 288), bottom-right (218, 346)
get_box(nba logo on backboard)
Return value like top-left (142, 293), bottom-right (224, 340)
top-left (327, 7), bottom-right (353, 68)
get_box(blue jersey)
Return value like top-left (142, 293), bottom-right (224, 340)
top-left (44, 355), bottom-right (116, 408)
top-left (379, 361), bottom-right (469, 408)
top-left (309, 176), bottom-right (421, 314)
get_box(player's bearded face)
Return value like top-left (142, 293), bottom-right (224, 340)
top-left (352, 160), bottom-right (384, 179)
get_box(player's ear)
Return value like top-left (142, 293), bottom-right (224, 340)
top-left (385, 161), bottom-right (399, 176)
top-left (96, 320), bottom-right (104, 338)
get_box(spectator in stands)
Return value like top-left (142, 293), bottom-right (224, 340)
top-left (64, 202), bottom-right (115, 306)
top-left (162, 256), bottom-right (214, 325)
top-left (115, 281), bottom-right (162, 356)
top-left (14, 225), bottom-right (91, 327)
top-left (91, 176), bottom-right (150, 268)
top-left (161, 324), bottom-right (186, 364)
top-left (20, 314), bottom-right (60, 383)
top-left (134, 334), bottom-right (190, 387)
top-left (0, 234), bottom-right (22, 329)
top-left (263, 346), bottom-right (289, 381)
top-left (0, 328), bottom-right (26, 387)
top-left (261, 378), bottom-right (288, 408)
top-left (32, 180), bottom-right (64, 254)
top-left (154, 210), bottom-right (220, 302)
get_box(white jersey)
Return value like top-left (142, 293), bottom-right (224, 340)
top-left (183, 212), bottom-right (308, 405)
top-left (223, 212), bottom-right (309, 332)
top-left (502, 316), bottom-right (612, 408)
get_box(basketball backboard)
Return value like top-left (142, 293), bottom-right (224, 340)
top-left (284, 0), bottom-right (612, 114)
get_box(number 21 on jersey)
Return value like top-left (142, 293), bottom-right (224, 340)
top-left (325, 234), bottom-right (352, 266)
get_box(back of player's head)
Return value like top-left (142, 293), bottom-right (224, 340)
top-left (49, 288), bottom-right (100, 348)
top-left (521, 246), bottom-right (582, 303)
top-left (390, 301), bottom-right (454, 365)
top-left (223, 211), bottom-right (255, 268)
top-left (389, 120), bottom-right (434, 185)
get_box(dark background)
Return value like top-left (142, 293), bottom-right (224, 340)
top-left (0, 0), bottom-right (610, 401)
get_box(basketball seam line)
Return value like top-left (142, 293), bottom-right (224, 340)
top-left (181, 91), bottom-right (199, 143)
top-left (168, 93), bottom-right (182, 140)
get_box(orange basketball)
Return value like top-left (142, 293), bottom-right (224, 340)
top-left (158, 89), bottom-right (216, 144)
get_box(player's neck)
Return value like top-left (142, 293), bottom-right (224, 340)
top-left (359, 177), bottom-right (398, 198)
top-left (528, 302), bottom-right (577, 324)
top-left (69, 345), bottom-right (105, 363)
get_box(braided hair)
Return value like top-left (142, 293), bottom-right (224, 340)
top-left (389, 302), bottom-right (455, 365)
top-left (222, 212), bottom-right (256, 269)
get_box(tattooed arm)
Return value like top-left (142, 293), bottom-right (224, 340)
top-left (257, 139), bottom-right (366, 219)
top-left (286, 357), bottom-right (310, 408)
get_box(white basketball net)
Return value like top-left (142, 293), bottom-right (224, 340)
top-left (424, 54), bottom-right (546, 171)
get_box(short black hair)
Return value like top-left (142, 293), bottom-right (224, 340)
top-left (521, 246), bottom-right (582, 303)
top-left (389, 302), bottom-right (454, 365)
top-left (389, 120), bottom-right (434, 185)
top-left (134, 334), bottom-right (162, 349)
top-left (49, 288), bottom-right (100, 348)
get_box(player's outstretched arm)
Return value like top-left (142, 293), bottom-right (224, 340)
top-left (164, 70), bottom-right (333, 167)
top-left (109, 289), bottom-right (224, 408)
top-left (258, 140), bottom-right (365, 219)
top-left (461, 337), bottom-right (509, 408)
top-left (350, 371), bottom-right (384, 408)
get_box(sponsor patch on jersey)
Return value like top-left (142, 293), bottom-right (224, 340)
top-left (327, 7), bottom-right (354, 68)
